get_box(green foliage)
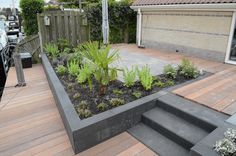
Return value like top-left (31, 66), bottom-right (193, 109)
top-left (163, 64), bottom-right (177, 79)
top-left (123, 67), bottom-right (136, 87)
top-left (57, 39), bottom-right (71, 53)
top-left (113, 89), bottom-right (124, 95)
top-left (137, 65), bottom-right (153, 90)
top-left (67, 83), bottom-right (73, 90)
top-left (178, 58), bottom-right (199, 79)
top-left (86, 1), bottom-right (136, 43)
top-left (77, 109), bottom-right (92, 118)
top-left (76, 64), bottom-right (94, 90)
top-left (153, 81), bottom-right (165, 88)
top-left (56, 65), bottom-right (66, 75)
top-left (44, 43), bottom-right (59, 58)
top-left (97, 102), bottom-right (108, 111)
top-left (81, 42), bottom-right (120, 94)
top-left (73, 93), bottom-right (81, 99)
top-left (132, 91), bottom-right (142, 99)
top-left (77, 100), bottom-right (88, 110)
top-left (44, 5), bottom-right (61, 11)
top-left (20, 0), bottom-right (44, 35)
top-left (109, 98), bottom-right (125, 107)
top-left (67, 60), bottom-right (80, 77)
top-left (165, 80), bottom-right (175, 87)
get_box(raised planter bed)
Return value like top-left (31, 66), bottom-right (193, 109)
top-left (41, 52), bottom-right (206, 154)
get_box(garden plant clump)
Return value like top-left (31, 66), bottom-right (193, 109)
top-left (214, 128), bottom-right (236, 156)
top-left (45, 40), bottom-right (201, 119)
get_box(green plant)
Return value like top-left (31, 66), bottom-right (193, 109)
top-left (153, 81), bottom-right (165, 88)
top-left (57, 38), bottom-right (71, 52)
top-left (56, 65), bottom-right (66, 75)
top-left (165, 80), bottom-right (175, 87)
top-left (137, 65), bottom-right (153, 90)
top-left (77, 109), bottom-right (92, 118)
top-left (44, 43), bottom-right (59, 58)
top-left (67, 60), bottom-right (80, 77)
top-left (20, 0), bottom-right (44, 35)
top-left (178, 58), bottom-right (199, 79)
top-left (73, 93), bottom-right (81, 99)
top-left (76, 64), bottom-right (94, 90)
top-left (77, 100), bottom-right (88, 110)
top-left (132, 91), bottom-right (142, 99)
top-left (163, 64), bottom-right (177, 79)
top-left (44, 5), bottom-right (61, 11)
top-left (123, 67), bottom-right (137, 87)
top-left (109, 98), bottom-right (125, 107)
top-left (113, 89), bottom-right (124, 95)
top-left (97, 102), bottom-right (108, 111)
top-left (81, 42), bottom-right (120, 95)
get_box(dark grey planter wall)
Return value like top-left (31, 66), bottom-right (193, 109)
top-left (41, 53), bottom-right (162, 154)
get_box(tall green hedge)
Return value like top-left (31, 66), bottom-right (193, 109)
top-left (86, 1), bottom-right (136, 43)
top-left (20, 0), bottom-right (44, 36)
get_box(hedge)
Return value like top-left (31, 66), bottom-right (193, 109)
top-left (20, 0), bottom-right (44, 36)
top-left (86, 1), bottom-right (136, 43)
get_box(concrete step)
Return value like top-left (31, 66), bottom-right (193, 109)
top-left (128, 123), bottom-right (190, 156)
top-left (142, 107), bottom-right (209, 149)
top-left (156, 93), bottom-right (228, 132)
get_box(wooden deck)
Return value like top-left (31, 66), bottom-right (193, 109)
top-left (0, 64), bottom-right (157, 156)
top-left (114, 44), bottom-right (236, 115)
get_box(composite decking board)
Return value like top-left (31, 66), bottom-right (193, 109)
top-left (0, 64), bottom-right (155, 156)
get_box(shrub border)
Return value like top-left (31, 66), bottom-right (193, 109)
top-left (41, 53), bottom-right (165, 153)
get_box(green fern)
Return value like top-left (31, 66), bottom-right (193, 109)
top-left (137, 65), bottom-right (153, 90)
top-left (123, 67), bottom-right (137, 87)
top-left (67, 60), bottom-right (79, 77)
top-left (44, 43), bottom-right (59, 58)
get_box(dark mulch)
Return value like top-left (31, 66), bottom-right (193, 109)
top-left (57, 72), bottom-right (192, 119)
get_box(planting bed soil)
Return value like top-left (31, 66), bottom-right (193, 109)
top-left (55, 64), bottom-right (194, 119)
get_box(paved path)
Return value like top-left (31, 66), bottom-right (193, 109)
top-left (113, 44), bottom-right (236, 115)
top-left (0, 64), bottom-right (157, 156)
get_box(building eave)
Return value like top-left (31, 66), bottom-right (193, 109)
top-left (130, 3), bottom-right (236, 12)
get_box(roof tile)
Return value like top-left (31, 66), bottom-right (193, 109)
top-left (132, 0), bottom-right (236, 6)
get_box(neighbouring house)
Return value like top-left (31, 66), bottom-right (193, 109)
top-left (131, 0), bottom-right (236, 65)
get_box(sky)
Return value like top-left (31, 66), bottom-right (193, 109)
top-left (0, 0), bottom-right (50, 8)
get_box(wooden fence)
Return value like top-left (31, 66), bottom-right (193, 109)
top-left (37, 10), bottom-right (89, 46)
top-left (17, 34), bottom-right (40, 63)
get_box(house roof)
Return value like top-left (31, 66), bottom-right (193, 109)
top-left (132, 0), bottom-right (236, 6)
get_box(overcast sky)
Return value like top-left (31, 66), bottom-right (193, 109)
top-left (0, 0), bottom-right (50, 8)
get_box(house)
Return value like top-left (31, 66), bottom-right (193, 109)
top-left (131, 0), bottom-right (236, 65)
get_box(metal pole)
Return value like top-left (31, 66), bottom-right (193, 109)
top-left (13, 46), bottom-right (26, 87)
top-left (102, 0), bottom-right (109, 45)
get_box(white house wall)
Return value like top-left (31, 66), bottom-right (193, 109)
top-left (140, 10), bottom-right (233, 62)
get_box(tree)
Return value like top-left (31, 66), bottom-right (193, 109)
top-left (20, 0), bottom-right (44, 36)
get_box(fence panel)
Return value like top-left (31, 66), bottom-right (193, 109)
top-left (37, 10), bottom-right (89, 46)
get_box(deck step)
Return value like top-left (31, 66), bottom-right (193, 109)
top-left (128, 123), bottom-right (189, 156)
top-left (156, 93), bottom-right (228, 131)
top-left (142, 107), bottom-right (209, 149)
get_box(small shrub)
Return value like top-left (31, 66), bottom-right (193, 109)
top-left (153, 81), bottom-right (165, 88)
top-left (56, 65), bottom-right (66, 75)
top-left (57, 38), bottom-right (71, 52)
top-left (113, 89), bottom-right (124, 95)
top-left (97, 102), bottom-right (108, 111)
top-left (178, 58), bottom-right (199, 79)
top-left (165, 80), bottom-right (175, 87)
top-left (44, 43), bottom-right (59, 58)
top-left (132, 91), bottom-right (142, 99)
top-left (214, 138), bottom-right (236, 156)
top-left (123, 67), bottom-right (137, 87)
top-left (67, 60), bottom-right (80, 77)
top-left (163, 64), bottom-right (177, 79)
top-left (225, 128), bottom-right (236, 142)
top-left (109, 98), bottom-right (125, 107)
top-left (67, 83), bottom-right (73, 90)
top-left (78, 109), bottom-right (92, 118)
top-left (73, 93), bottom-right (81, 100)
top-left (77, 100), bottom-right (88, 110)
top-left (137, 65), bottom-right (153, 90)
